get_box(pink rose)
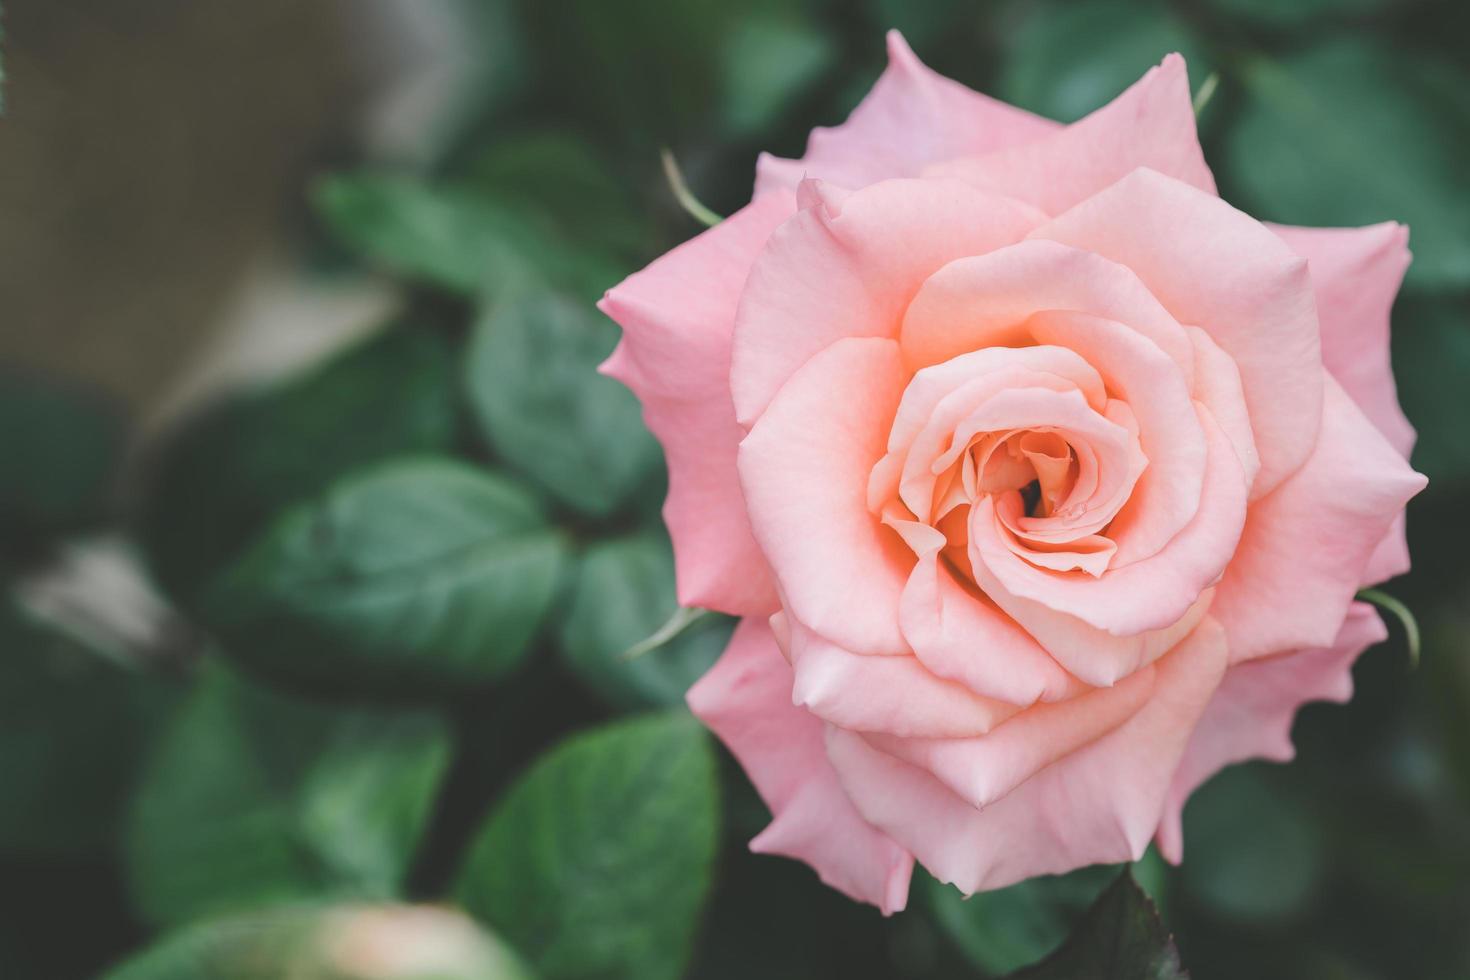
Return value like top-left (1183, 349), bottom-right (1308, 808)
top-left (599, 32), bottom-right (1426, 912)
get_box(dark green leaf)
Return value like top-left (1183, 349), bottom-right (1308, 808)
top-left (125, 663), bottom-right (451, 927)
top-left (924, 852), bottom-right (1169, 975)
top-left (1226, 39), bottom-right (1470, 290)
top-left (721, 11), bottom-right (836, 136)
top-left (1178, 765), bottom-right (1325, 924)
top-left (1000, 0), bottom-right (1211, 123)
top-left (203, 458), bottom-right (566, 692)
top-left (315, 174), bottom-right (623, 302)
top-left (557, 531), bottom-right (731, 710)
top-left (454, 711), bottom-right (719, 980)
top-left (0, 368), bottom-right (124, 550)
top-left (465, 290), bottom-right (662, 519)
top-left (0, 599), bottom-right (172, 854)
top-left (1204, 0), bottom-right (1394, 28)
top-left (1003, 869), bottom-right (1187, 980)
top-left (101, 904), bottom-right (533, 980)
top-left (138, 324), bottom-right (457, 606)
top-left (1393, 296), bottom-right (1470, 484)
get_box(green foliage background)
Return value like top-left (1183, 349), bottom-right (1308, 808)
top-left (1, 0), bottom-right (1468, 977)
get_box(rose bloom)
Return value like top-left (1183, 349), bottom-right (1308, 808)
top-left (600, 33), bottom-right (1426, 912)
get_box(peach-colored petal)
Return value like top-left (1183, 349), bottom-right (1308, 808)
top-left (861, 661), bottom-right (1156, 810)
top-left (731, 178), bottom-right (1046, 427)
top-left (599, 191), bottom-right (796, 615)
top-left (781, 615), bottom-right (1024, 739)
top-left (687, 618), bottom-right (913, 913)
top-left (1186, 326), bottom-right (1261, 494)
top-left (925, 55), bottom-right (1214, 216)
top-left (738, 338), bottom-right (912, 655)
top-left (1033, 168), bottom-right (1321, 499)
top-left (1211, 379), bottom-right (1426, 664)
top-left (754, 31), bottom-right (1057, 197)
top-left (970, 403), bottom-right (1247, 643)
top-left (1270, 221), bottom-right (1416, 586)
top-left (826, 618), bottom-right (1228, 894)
top-left (1155, 603), bottom-right (1386, 862)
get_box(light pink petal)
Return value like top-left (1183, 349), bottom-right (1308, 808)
top-left (781, 615), bottom-right (1024, 739)
top-left (738, 338), bottom-right (912, 654)
top-left (731, 178), bottom-right (1046, 427)
top-left (1211, 378), bottom-right (1426, 665)
top-left (599, 191), bottom-right (795, 615)
top-left (1155, 603), bottom-right (1387, 862)
top-left (1032, 168), bottom-right (1321, 499)
top-left (687, 618), bottom-right (913, 913)
top-left (1186, 326), bottom-right (1261, 493)
top-left (925, 55), bottom-right (1214, 217)
top-left (1270, 221), bottom-right (1416, 585)
top-left (970, 403), bottom-right (1247, 644)
top-left (826, 618), bottom-right (1228, 894)
top-left (754, 31), bottom-right (1057, 197)
top-left (861, 660), bottom-right (1157, 810)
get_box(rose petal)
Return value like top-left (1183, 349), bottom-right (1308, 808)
top-left (826, 617), bottom-right (1228, 894)
top-left (1032, 168), bottom-right (1321, 499)
top-left (1210, 378), bottom-right (1426, 664)
top-left (925, 54), bottom-right (1214, 216)
top-left (687, 618), bottom-right (913, 913)
top-left (754, 31), bottom-right (1057, 197)
top-left (599, 191), bottom-right (795, 615)
top-left (1155, 603), bottom-right (1387, 862)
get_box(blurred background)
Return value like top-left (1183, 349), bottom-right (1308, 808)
top-left (1, 0), bottom-right (1467, 977)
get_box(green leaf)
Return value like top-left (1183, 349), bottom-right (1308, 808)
top-left (1000, 0), bottom-right (1211, 123)
top-left (1178, 764), bottom-right (1325, 925)
top-left (124, 663), bottom-right (451, 927)
top-left (1002, 869), bottom-right (1187, 980)
top-left (0, 369), bottom-right (124, 550)
top-left (1204, 0), bottom-right (1394, 29)
top-left (465, 290), bottom-right (662, 519)
top-left (138, 324), bottom-right (457, 606)
top-left (0, 599), bottom-right (172, 854)
top-left (1392, 296), bottom-right (1470, 484)
top-left (454, 711), bottom-right (719, 980)
top-left (924, 852), bottom-right (1169, 975)
top-left (721, 11), bottom-right (836, 136)
top-left (202, 458), bottom-right (566, 692)
top-left (101, 904), bottom-right (534, 980)
top-left (314, 174), bottom-right (623, 302)
top-left (1226, 40), bottom-right (1470, 290)
top-left (557, 532), bottom-right (731, 710)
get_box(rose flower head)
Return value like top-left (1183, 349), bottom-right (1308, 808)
top-left (599, 32), bottom-right (1426, 913)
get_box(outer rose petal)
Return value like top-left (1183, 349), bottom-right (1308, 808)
top-left (687, 618), bottom-right (913, 913)
top-left (1269, 221), bottom-right (1415, 584)
top-left (754, 31), bottom-right (1056, 197)
top-left (1155, 603), bottom-right (1387, 862)
top-left (925, 54), bottom-right (1215, 217)
top-left (1211, 378), bottom-right (1426, 664)
top-left (599, 191), bottom-right (795, 615)
top-left (1033, 168), bottom-right (1322, 499)
top-left (826, 618), bottom-right (1228, 894)
top-left (738, 337), bottom-right (912, 655)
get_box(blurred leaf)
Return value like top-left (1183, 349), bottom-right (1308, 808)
top-left (469, 130), bottom-right (651, 263)
top-left (924, 852), bottom-right (1169, 975)
top-left (1179, 764), bottom-right (1326, 925)
top-left (101, 904), bottom-right (533, 980)
top-left (454, 711), bottom-right (719, 980)
top-left (1000, 0), bottom-right (1210, 123)
top-left (722, 11), bottom-right (836, 136)
top-left (125, 663), bottom-right (451, 927)
top-left (865, 0), bottom-right (977, 49)
top-left (0, 368), bottom-right (124, 550)
top-left (315, 173), bottom-right (622, 302)
top-left (557, 531), bottom-right (731, 710)
top-left (1393, 296), bottom-right (1470, 484)
top-left (1003, 870), bottom-right (1186, 980)
top-left (465, 290), bottom-right (662, 519)
top-left (0, 599), bottom-right (171, 854)
top-left (1227, 39), bottom-right (1470, 290)
top-left (139, 324), bottom-right (456, 606)
top-left (1205, 0), bottom-right (1395, 28)
top-left (203, 458), bottom-right (566, 692)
